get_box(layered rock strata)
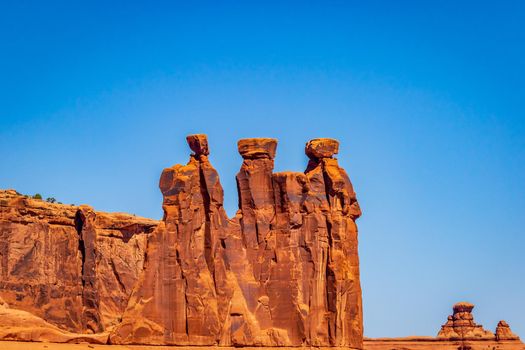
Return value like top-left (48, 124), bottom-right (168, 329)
top-left (111, 135), bottom-right (363, 348)
top-left (0, 189), bottom-right (157, 338)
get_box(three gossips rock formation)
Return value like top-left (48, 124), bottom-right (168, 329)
top-left (112, 135), bottom-right (363, 347)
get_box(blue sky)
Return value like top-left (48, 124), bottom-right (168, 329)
top-left (1, 1), bottom-right (524, 338)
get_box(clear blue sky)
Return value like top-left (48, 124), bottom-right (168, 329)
top-left (1, 1), bottom-right (524, 338)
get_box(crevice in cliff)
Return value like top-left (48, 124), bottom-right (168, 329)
top-left (74, 211), bottom-right (86, 288)
top-left (236, 176), bottom-right (242, 218)
top-left (235, 175), bottom-right (249, 249)
top-left (198, 165), bottom-right (214, 277)
top-left (174, 248), bottom-right (189, 337)
top-left (0, 229), bottom-right (8, 279)
top-left (323, 176), bottom-right (337, 345)
top-left (254, 221), bottom-right (260, 247)
top-left (74, 209), bottom-right (103, 334)
top-left (321, 163), bottom-right (333, 209)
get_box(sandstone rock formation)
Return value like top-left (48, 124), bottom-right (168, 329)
top-left (1, 136), bottom-right (522, 350)
top-left (437, 302), bottom-right (494, 340)
top-left (111, 135), bottom-right (363, 348)
top-left (497, 321), bottom-right (520, 341)
top-left (0, 189), bottom-right (157, 337)
top-left (437, 302), bottom-right (515, 341)
top-left (365, 303), bottom-right (524, 350)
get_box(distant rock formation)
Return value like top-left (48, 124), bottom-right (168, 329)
top-left (497, 320), bottom-right (520, 341)
top-left (437, 301), bottom-right (520, 345)
top-left (110, 135), bottom-right (363, 347)
top-left (366, 303), bottom-right (523, 350)
top-left (438, 302), bottom-right (495, 340)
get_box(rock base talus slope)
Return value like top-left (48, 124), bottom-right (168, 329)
top-left (111, 135), bottom-right (363, 348)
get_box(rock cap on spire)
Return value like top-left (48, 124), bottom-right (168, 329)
top-left (238, 138), bottom-right (277, 159)
top-left (186, 134), bottom-right (209, 156)
top-left (453, 301), bottom-right (474, 314)
top-left (305, 138), bottom-right (339, 160)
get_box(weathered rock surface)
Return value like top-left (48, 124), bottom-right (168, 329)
top-left (437, 302), bottom-right (521, 343)
top-left (0, 190), bottom-right (157, 336)
top-left (111, 135), bottom-right (363, 347)
top-left (497, 321), bottom-right (520, 341)
top-left (305, 138), bottom-right (339, 159)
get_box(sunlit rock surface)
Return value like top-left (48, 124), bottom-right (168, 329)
top-left (111, 135), bottom-right (363, 347)
top-left (0, 189), bottom-right (157, 342)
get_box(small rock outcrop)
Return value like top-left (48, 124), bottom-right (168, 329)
top-left (369, 304), bottom-right (523, 350)
top-left (437, 302), bottom-right (518, 341)
top-left (438, 302), bottom-right (494, 340)
top-left (496, 320), bottom-right (520, 341)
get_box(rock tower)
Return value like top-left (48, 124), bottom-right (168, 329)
top-left (111, 135), bottom-right (364, 348)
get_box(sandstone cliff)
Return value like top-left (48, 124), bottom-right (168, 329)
top-left (0, 189), bottom-right (157, 340)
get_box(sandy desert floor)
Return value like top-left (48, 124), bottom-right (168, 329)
top-left (0, 343), bottom-right (360, 350)
top-left (1, 340), bottom-right (524, 350)
top-left (0, 343), bottom-right (215, 350)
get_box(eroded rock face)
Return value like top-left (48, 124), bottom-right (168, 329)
top-left (0, 190), bottom-right (157, 336)
top-left (111, 135), bottom-right (363, 348)
top-left (111, 137), bottom-right (231, 345)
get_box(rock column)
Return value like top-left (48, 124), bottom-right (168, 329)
top-left (304, 138), bottom-right (363, 348)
